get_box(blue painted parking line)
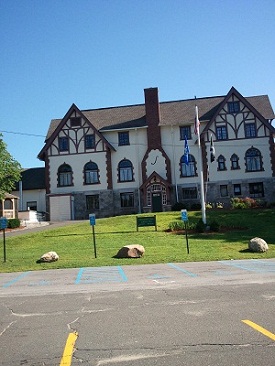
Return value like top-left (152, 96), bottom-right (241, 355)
top-left (167, 263), bottom-right (198, 277)
top-left (219, 260), bottom-right (275, 273)
top-left (75, 266), bottom-right (128, 284)
top-left (2, 271), bottom-right (31, 288)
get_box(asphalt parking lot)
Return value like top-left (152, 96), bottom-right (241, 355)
top-left (1, 259), bottom-right (275, 366)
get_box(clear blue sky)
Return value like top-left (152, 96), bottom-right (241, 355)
top-left (1, 0), bottom-right (275, 168)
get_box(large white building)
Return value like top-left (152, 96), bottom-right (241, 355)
top-left (38, 87), bottom-right (275, 221)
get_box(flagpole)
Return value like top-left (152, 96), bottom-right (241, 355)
top-left (195, 106), bottom-right (206, 224)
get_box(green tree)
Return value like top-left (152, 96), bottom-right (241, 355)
top-left (0, 134), bottom-right (22, 200)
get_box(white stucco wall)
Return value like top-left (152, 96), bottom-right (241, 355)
top-left (207, 136), bottom-right (272, 181)
top-left (12, 189), bottom-right (46, 212)
top-left (48, 152), bottom-right (109, 194)
top-left (105, 127), bottom-right (148, 190)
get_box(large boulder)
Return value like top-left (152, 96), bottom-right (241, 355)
top-left (115, 244), bottom-right (145, 258)
top-left (248, 237), bottom-right (268, 253)
top-left (36, 251), bottom-right (59, 263)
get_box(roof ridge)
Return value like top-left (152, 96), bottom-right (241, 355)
top-left (82, 102), bottom-right (145, 113)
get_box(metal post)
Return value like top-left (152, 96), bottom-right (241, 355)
top-left (184, 222), bottom-right (189, 254)
top-left (92, 225), bottom-right (97, 258)
top-left (3, 228), bottom-right (6, 262)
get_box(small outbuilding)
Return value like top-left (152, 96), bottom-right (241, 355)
top-left (0, 193), bottom-right (19, 219)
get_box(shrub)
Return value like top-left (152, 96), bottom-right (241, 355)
top-left (168, 221), bottom-right (185, 231)
top-left (171, 202), bottom-right (186, 211)
top-left (231, 197), bottom-right (258, 209)
top-left (209, 220), bottom-right (220, 232)
top-left (255, 199), bottom-right (267, 208)
top-left (8, 218), bottom-right (20, 229)
top-left (190, 203), bottom-right (201, 211)
top-left (196, 219), bottom-right (206, 233)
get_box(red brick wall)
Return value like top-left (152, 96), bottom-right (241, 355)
top-left (144, 88), bottom-right (162, 149)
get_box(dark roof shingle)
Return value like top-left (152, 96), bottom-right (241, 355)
top-left (45, 92), bottom-right (275, 140)
top-left (14, 168), bottom-right (45, 190)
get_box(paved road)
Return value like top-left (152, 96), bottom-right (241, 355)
top-left (1, 259), bottom-right (275, 365)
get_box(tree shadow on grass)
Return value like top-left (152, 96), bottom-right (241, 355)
top-left (43, 230), bottom-right (140, 238)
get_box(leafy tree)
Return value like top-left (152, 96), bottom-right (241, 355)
top-left (0, 134), bottom-right (22, 200)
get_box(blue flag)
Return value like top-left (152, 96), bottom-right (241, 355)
top-left (183, 135), bottom-right (190, 165)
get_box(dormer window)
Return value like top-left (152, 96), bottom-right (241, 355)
top-left (70, 117), bottom-right (81, 127)
top-left (180, 126), bottom-right (191, 140)
top-left (118, 132), bottom-right (130, 146)
top-left (228, 101), bottom-right (240, 114)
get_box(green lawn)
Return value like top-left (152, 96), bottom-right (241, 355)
top-left (1, 209), bottom-right (275, 273)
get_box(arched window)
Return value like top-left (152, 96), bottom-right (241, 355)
top-left (217, 155), bottom-right (226, 171)
top-left (118, 159), bottom-right (133, 182)
top-left (58, 164), bottom-right (73, 186)
top-left (84, 161), bottom-right (99, 184)
top-left (180, 154), bottom-right (196, 177)
top-left (245, 147), bottom-right (262, 172)
top-left (230, 154), bottom-right (240, 170)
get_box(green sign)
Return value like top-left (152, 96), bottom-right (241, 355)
top-left (136, 215), bottom-right (157, 231)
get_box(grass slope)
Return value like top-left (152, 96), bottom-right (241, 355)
top-left (0, 209), bottom-right (274, 273)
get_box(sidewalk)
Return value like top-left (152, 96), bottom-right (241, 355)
top-left (4, 220), bottom-right (85, 237)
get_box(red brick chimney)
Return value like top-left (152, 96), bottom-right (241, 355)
top-left (144, 87), bottom-right (162, 149)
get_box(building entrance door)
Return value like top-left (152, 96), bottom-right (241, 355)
top-left (152, 192), bottom-right (162, 212)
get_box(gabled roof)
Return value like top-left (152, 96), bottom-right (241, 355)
top-left (38, 104), bottom-right (115, 160)
top-left (43, 87), bottom-right (275, 141)
top-left (14, 167), bottom-right (45, 191)
top-left (140, 170), bottom-right (171, 191)
top-left (5, 193), bottom-right (19, 199)
top-left (202, 87), bottom-right (275, 134)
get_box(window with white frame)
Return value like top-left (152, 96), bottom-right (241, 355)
top-left (118, 159), bottom-right (133, 182)
top-left (84, 161), bottom-right (99, 184)
top-left (58, 164), bottom-right (73, 186)
top-left (245, 147), bottom-right (262, 172)
top-left (180, 154), bottom-right (196, 177)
